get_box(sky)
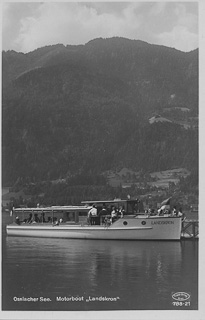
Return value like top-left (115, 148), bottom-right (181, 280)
top-left (2, 2), bottom-right (199, 53)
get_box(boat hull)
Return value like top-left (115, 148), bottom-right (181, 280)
top-left (6, 217), bottom-right (182, 240)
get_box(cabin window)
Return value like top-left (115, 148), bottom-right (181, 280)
top-left (66, 212), bottom-right (75, 221)
top-left (127, 202), bottom-right (137, 214)
top-left (127, 200), bottom-right (142, 214)
top-left (127, 202), bottom-right (133, 214)
top-left (123, 221), bottom-right (128, 226)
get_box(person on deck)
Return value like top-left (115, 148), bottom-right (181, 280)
top-left (177, 208), bottom-right (183, 218)
top-left (118, 206), bottom-right (125, 218)
top-left (111, 207), bottom-right (117, 223)
top-left (158, 209), bottom-right (164, 216)
top-left (39, 212), bottom-right (45, 223)
top-left (88, 205), bottom-right (97, 225)
top-left (98, 205), bottom-right (108, 225)
top-left (27, 213), bottom-right (33, 224)
top-left (172, 206), bottom-right (177, 216)
top-left (15, 216), bottom-right (20, 225)
top-left (33, 213), bottom-right (40, 223)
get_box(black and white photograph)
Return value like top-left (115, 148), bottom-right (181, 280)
top-left (1, 1), bottom-right (203, 319)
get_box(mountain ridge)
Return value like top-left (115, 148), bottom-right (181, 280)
top-left (2, 37), bottom-right (198, 185)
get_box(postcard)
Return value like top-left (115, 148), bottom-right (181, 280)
top-left (1, 1), bottom-right (204, 319)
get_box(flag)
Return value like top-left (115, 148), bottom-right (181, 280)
top-left (158, 198), bottom-right (171, 213)
top-left (160, 197), bottom-right (171, 207)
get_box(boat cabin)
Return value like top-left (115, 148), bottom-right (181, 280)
top-left (11, 199), bottom-right (144, 226)
top-left (11, 206), bottom-right (92, 225)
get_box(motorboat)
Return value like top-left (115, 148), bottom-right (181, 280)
top-left (6, 199), bottom-right (182, 240)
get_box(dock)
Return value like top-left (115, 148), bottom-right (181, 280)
top-left (181, 219), bottom-right (199, 239)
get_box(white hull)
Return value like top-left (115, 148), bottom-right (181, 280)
top-left (6, 217), bottom-right (182, 240)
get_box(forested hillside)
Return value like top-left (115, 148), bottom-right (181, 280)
top-left (2, 37), bottom-right (198, 186)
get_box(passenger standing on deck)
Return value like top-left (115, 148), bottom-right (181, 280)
top-left (172, 206), bottom-right (177, 216)
top-left (178, 208), bottom-right (183, 217)
top-left (119, 206), bottom-right (125, 218)
top-left (111, 207), bottom-right (117, 223)
top-left (88, 205), bottom-right (97, 225)
top-left (98, 205), bottom-right (108, 225)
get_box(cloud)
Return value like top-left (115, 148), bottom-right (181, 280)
top-left (155, 3), bottom-right (198, 52)
top-left (157, 25), bottom-right (198, 52)
top-left (2, 2), bottom-right (43, 51)
top-left (175, 3), bottom-right (198, 32)
top-left (2, 2), bottom-right (198, 53)
top-left (11, 2), bottom-right (145, 52)
top-left (148, 2), bottom-right (167, 16)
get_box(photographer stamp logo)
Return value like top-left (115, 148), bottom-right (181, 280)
top-left (171, 292), bottom-right (191, 307)
top-left (172, 292), bottom-right (190, 301)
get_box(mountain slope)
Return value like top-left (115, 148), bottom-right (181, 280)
top-left (2, 37), bottom-right (198, 185)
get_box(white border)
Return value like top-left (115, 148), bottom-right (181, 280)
top-left (1, 1), bottom-right (204, 319)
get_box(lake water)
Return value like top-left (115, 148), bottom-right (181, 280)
top-left (2, 211), bottom-right (198, 311)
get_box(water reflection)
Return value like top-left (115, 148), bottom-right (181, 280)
top-left (2, 235), bottom-right (197, 310)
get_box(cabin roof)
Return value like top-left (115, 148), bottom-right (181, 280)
top-left (13, 205), bottom-right (92, 213)
top-left (81, 199), bottom-right (138, 204)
